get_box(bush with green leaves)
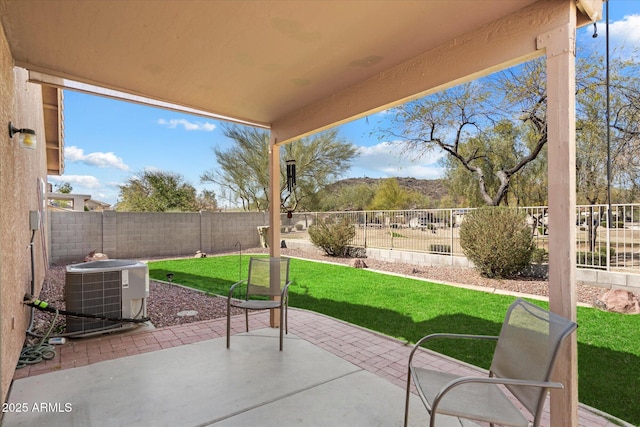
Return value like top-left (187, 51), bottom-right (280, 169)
top-left (531, 247), bottom-right (548, 264)
top-left (577, 246), bottom-right (615, 269)
top-left (460, 207), bottom-right (534, 278)
top-left (429, 244), bottom-right (451, 254)
top-left (308, 216), bottom-right (356, 257)
top-left (577, 251), bottom-right (606, 268)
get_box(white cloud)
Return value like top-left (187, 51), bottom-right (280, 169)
top-left (352, 141), bottom-right (445, 179)
top-left (65, 146), bottom-right (130, 171)
top-left (610, 14), bottom-right (640, 45)
top-left (48, 174), bottom-right (102, 189)
top-left (157, 118), bottom-right (216, 131)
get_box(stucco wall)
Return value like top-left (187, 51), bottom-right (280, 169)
top-left (49, 211), bottom-right (268, 264)
top-left (0, 25), bottom-right (48, 404)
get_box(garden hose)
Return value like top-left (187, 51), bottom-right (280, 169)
top-left (17, 309), bottom-right (58, 369)
top-left (23, 294), bottom-right (150, 323)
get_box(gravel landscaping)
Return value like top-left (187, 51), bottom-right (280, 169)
top-left (30, 247), bottom-right (606, 336)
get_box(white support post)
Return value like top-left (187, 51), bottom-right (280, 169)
top-left (538, 13), bottom-right (578, 427)
top-left (268, 132), bottom-right (281, 327)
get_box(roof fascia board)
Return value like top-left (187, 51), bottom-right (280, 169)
top-left (271, 0), bottom-right (569, 145)
top-left (26, 70), bottom-right (271, 130)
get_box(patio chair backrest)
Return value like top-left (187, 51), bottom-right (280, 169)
top-left (490, 299), bottom-right (577, 417)
top-left (246, 257), bottom-right (290, 298)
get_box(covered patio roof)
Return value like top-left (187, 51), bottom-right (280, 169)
top-left (0, 1), bottom-right (602, 425)
top-left (2, 1), bottom-right (542, 126)
top-left (1, 0), bottom-right (597, 139)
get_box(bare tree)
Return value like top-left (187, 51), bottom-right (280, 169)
top-left (383, 67), bottom-right (547, 207)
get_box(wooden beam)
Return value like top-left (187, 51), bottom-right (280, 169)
top-left (272, 0), bottom-right (570, 144)
top-left (538, 3), bottom-right (578, 425)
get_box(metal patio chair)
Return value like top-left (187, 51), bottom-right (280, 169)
top-left (404, 298), bottom-right (578, 427)
top-left (226, 257), bottom-right (291, 351)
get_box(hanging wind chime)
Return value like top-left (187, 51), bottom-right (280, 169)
top-left (286, 159), bottom-right (296, 218)
top-left (286, 159), bottom-right (297, 193)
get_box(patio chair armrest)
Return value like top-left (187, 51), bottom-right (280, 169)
top-left (228, 280), bottom-right (248, 299)
top-left (281, 280), bottom-right (292, 300)
top-left (431, 376), bottom-right (564, 421)
top-left (409, 333), bottom-right (498, 365)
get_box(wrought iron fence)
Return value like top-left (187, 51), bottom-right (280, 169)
top-left (282, 204), bottom-right (640, 274)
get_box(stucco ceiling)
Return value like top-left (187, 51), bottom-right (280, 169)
top-left (0, 0), bottom-right (548, 129)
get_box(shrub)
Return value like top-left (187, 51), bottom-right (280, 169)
top-left (577, 251), bottom-right (607, 269)
top-left (530, 247), bottom-right (548, 264)
top-left (460, 207), bottom-right (534, 278)
top-left (599, 246), bottom-right (616, 257)
top-left (308, 217), bottom-right (356, 257)
top-left (429, 244), bottom-right (451, 254)
top-left (604, 221), bottom-right (624, 229)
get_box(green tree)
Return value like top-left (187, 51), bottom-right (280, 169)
top-left (316, 183), bottom-right (376, 211)
top-left (201, 125), bottom-right (358, 212)
top-left (575, 49), bottom-right (640, 204)
top-left (202, 126), bottom-right (270, 211)
top-left (196, 189), bottom-right (218, 212)
top-left (117, 170), bottom-right (198, 212)
top-left (50, 181), bottom-right (74, 209)
top-left (368, 178), bottom-right (412, 210)
top-left (55, 182), bottom-right (73, 194)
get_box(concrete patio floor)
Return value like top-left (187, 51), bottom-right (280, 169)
top-left (2, 309), bottom-right (630, 427)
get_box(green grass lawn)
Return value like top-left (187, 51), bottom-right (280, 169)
top-left (148, 255), bottom-right (640, 425)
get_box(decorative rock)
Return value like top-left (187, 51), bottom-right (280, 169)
top-left (351, 259), bottom-right (368, 269)
top-left (84, 250), bottom-right (109, 262)
top-left (596, 289), bottom-right (640, 314)
top-left (177, 310), bottom-right (198, 317)
top-left (194, 250), bottom-right (207, 258)
top-left (346, 246), bottom-right (367, 258)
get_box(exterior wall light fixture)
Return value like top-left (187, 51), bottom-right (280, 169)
top-left (8, 122), bottom-right (37, 150)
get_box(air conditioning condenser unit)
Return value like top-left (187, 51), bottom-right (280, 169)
top-left (65, 259), bottom-right (149, 336)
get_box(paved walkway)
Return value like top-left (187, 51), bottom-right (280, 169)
top-left (13, 309), bottom-right (628, 427)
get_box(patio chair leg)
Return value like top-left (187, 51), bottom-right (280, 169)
top-left (245, 309), bottom-right (249, 332)
top-left (279, 303), bottom-right (284, 351)
top-left (226, 300), bottom-right (231, 349)
top-left (404, 368), bottom-right (411, 427)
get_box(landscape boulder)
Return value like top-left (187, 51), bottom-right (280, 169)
top-left (351, 259), bottom-right (368, 269)
top-left (84, 250), bottom-right (109, 262)
top-left (595, 289), bottom-right (640, 314)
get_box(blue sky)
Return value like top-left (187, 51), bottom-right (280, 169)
top-left (48, 2), bottom-right (640, 207)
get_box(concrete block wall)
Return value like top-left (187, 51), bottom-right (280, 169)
top-left (49, 211), bottom-right (267, 264)
top-left (114, 212), bottom-right (202, 259)
top-left (208, 211), bottom-right (268, 252)
top-left (49, 211), bottom-right (103, 264)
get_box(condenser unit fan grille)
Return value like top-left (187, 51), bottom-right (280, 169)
top-left (65, 271), bottom-right (123, 333)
